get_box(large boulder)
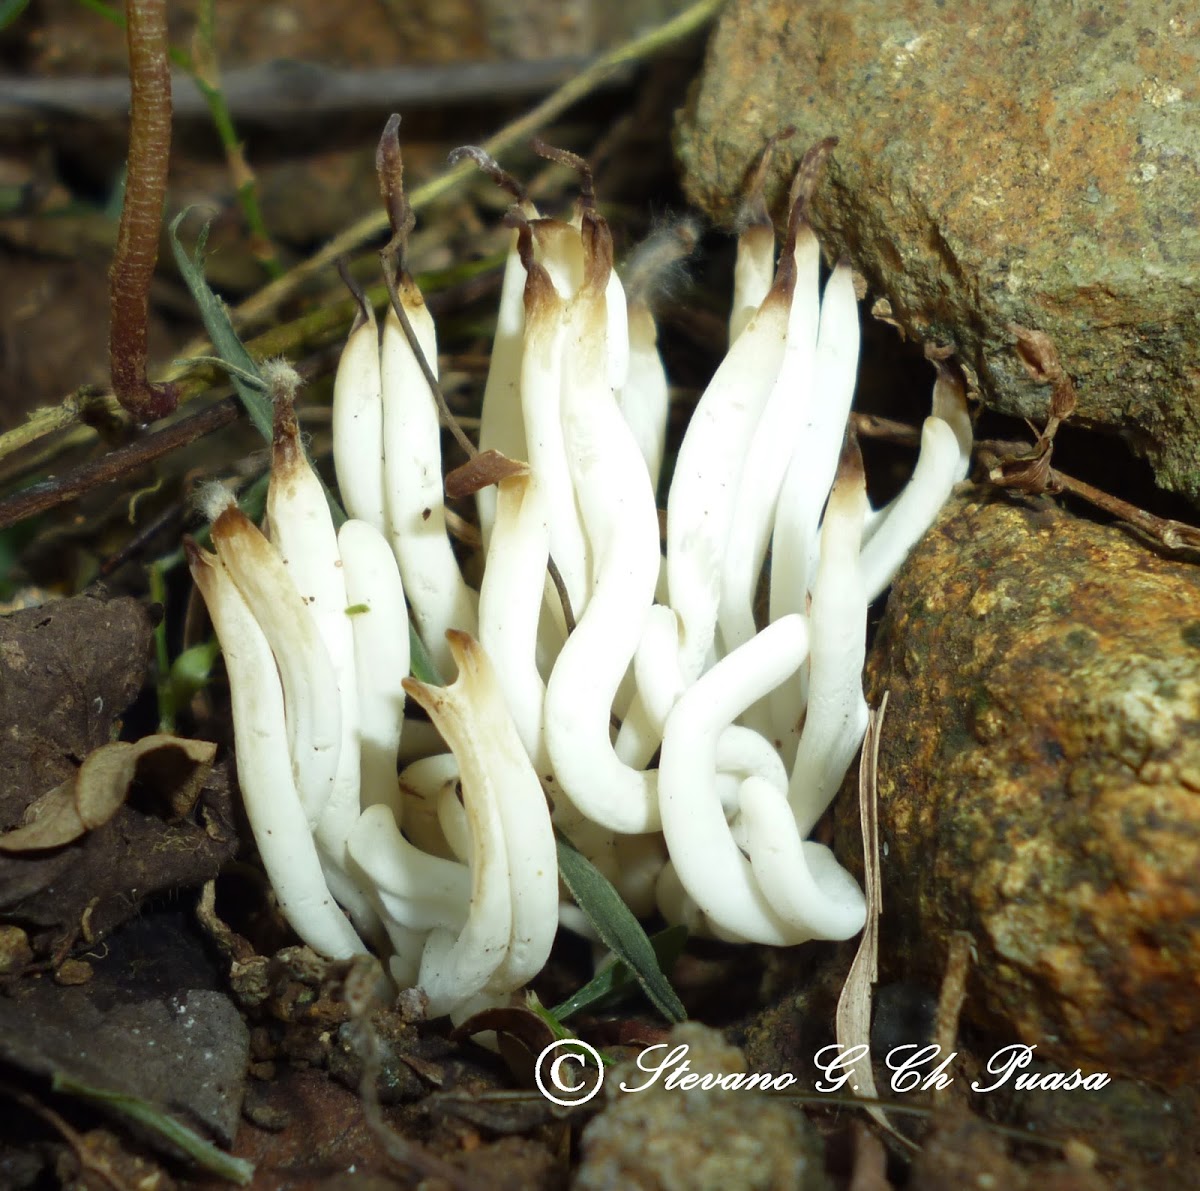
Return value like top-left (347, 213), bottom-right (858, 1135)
top-left (676, 0), bottom-right (1200, 503)
top-left (844, 493), bottom-right (1200, 1086)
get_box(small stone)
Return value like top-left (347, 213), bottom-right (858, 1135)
top-left (53, 959), bottom-right (93, 986)
top-left (576, 1022), bottom-right (830, 1191)
top-left (0, 924), bottom-right (33, 974)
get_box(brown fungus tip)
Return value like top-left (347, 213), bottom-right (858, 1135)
top-left (376, 113), bottom-right (413, 261)
top-left (928, 348), bottom-right (967, 394)
top-left (531, 137), bottom-right (595, 210)
top-left (183, 535), bottom-right (213, 571)
top-left (400, 675), bottom-right (436, 712)
top-left (836, 424), bottom-right (866, 487)
top-left (444, 629), bottom-right (485, 680)
top-left (787, 137), bottom-right (838, 218)
top-left (580, 209), bottom-right (614, 293)
top-left (735, 127), bottom-right (795, 233)
top-left (449, 145), bottom-right (527, 204)
top-left (512, 219), bottom-right (555, 314)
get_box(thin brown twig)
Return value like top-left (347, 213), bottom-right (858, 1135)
top-left (0, 399), bottom-right (240, 531)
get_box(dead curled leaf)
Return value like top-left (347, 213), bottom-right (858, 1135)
top-left (0, 735), bottom-right (216, 853)
top-left (444, 448), bottom-right (528, 501)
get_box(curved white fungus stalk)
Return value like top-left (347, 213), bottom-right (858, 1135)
top-left (206, 495), bottom-right (341, 827)
top-left (517, 231), bottom-right (592, 627)
top-left (404, 631), bottom-right (558, 1016)
top-left (658, 614), bottom-right (811, 944)
top-left (338, 518), bottom-right (409, 814)
top-left (345, 802), bottom-right (468, 989)
top-left (738, 775), bottom-right (867, 940)
top-left (197, 132), bottom-right (981, 1002)
top-left (655, 860), bottom-right (705, 935)
top-left (381, 278), bottom-right (478, 679)
top-left (616, 603), bottom-right (684, 766)
top-left (788, 441), bottom-right (870, 835)
top-left (729, 222), bottom-right (777, 344)
top-left (187, 541), bottom-right (365, 959)
top-left (667, 270), bottom-right (793, 682)
top-left (332, 302), bottom-right (386, 533)
top-left (617, 300), bottom-right (670, 492)
top-left (346, 804), bottom-right (470, 933)
top-left (768, 261), bottom-right (862, 750)
top-left (858, 415), bottom-right (962, 602)
top-left (477, 224), bottom-right (532, 542)
top-left (768, 260), bottom-right (862, 622)
top-left (265, 385), bottom-right (362, 857)
top-left (478, 467), bottom-right (550, 771)
top-left (718, 218), bottom-right (821, 659)
top-left (543, 216), bottom-right (662, 835)
top-left (611, 833), bottom-right (668, 919)
top-left (397, 754), bottom-right (460, 860)
top-left (859, 361), bottom-right (972, 599)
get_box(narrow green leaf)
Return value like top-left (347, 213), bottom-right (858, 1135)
top-left (51, 1071), bottom-right (254, 1185)
top-left (167, 210), bottom-right (272, 440)
top-left (0, 0), bottom-right (30, 32)
top-left (554, 834), bottom-right (686, 1024)
top-left (552, 925), bottom-right (688, 1021)
top-left (408, 622), bottom-right (443, 685)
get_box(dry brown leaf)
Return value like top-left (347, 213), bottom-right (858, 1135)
top-left (444, 448), bottom-right (528, 501)
top-left (0, 734), bottom-right (216, 853)
top-left (0, 776), bottom-right (91, 852)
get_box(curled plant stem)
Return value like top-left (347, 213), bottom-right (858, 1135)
top-left (109, 0), bottom-right (178, 421)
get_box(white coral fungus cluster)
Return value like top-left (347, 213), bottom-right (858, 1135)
top-left (189, 142), bottom-right (971, 1021)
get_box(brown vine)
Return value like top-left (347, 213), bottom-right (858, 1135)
top-left (109, 0), bottom-right (178, 422)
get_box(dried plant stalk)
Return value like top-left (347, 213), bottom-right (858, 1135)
top-left (109, 0), bottom-right (178, 421)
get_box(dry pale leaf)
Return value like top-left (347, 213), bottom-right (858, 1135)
top-left (835, 692), bottom-right (911, 1146)
top-left (0, 735), bottom-right (217, 853)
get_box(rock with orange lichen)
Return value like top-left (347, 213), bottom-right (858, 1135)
top-left (845, 494), bottom-right (1200, 1086)
top-left (675, 0), bottom-right (1200, 505)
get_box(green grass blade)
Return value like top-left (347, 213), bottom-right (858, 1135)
top-left (51, 1072), bottom-right (254, 1185)
top-left (554, 834), bottom-right (686, 1024)
top-left (552, 924), bottom-right (688, 1021)
top-left (167, 211), bottom-right (272, 440)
